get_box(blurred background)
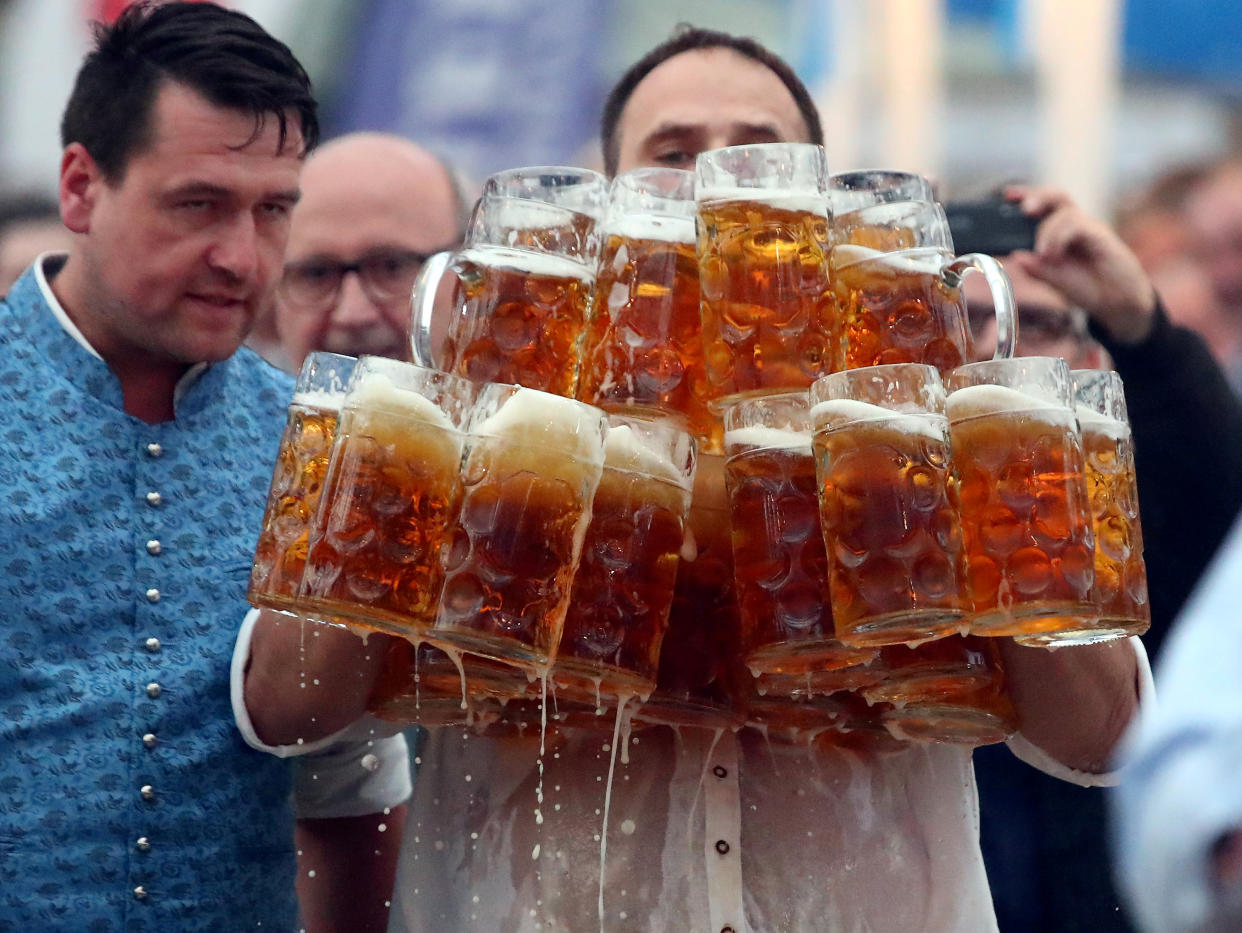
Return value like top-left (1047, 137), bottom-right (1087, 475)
top-left (3, 0), bottom-right (1241, 218)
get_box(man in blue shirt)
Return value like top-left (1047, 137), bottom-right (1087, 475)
top-left (0, 4), bottom-right (406, 929)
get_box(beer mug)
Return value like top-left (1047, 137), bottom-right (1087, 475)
top-left (248, 352), bottom-right (356, 613)
top-left (811, 363), bottom-right (969, 646)
top-left (634, 453), bottom-right (748, 729)
top-left (410, 166), bottom-right (606, 397)
top-left (297, 357), bottom-right (476, 636)
top-left (1068, 369), bottom-right (1151, 641)
top-left (431, 384), bottom-right (608, 672)
top-left (744, 689), bottom-right (903, 752)
top-left (947, 356), bottom-right (1099, 640)
top-left (695, 143), bottom-right (838, 405)
top-left (552, 414), bottom-right (696, 704)
top-left (576, 168), bottom-right (721, 452)
top-left (828, 168), bottom-right (935, 213)
top-left (723, 392), bottom-right (878, 679)
top-left (865, 635), bottom-right (1017, 746)
top-left (830, 205), bottom-right (1017, 372)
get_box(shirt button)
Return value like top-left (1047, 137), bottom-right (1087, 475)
top-left (142, 733), bottom-right (158, 749)
top-left (146, 442), bottom-right (163, 458)
top-left (146, 682), bottom-right (162, 698)
top-left (145, 637), bottom-right (161, 653)
top-left (145, 588), bottom-right (160, 603)
top-left (146, 491), bottom-right (162, 507)
top-left (133, 885), bottom-right (148, 901)
top-left (136, 836), bottom-right (152, 853)
top-left (140, 784), bottom-right (156, 802)
top-left (146, 539), bottom-right (162, 556)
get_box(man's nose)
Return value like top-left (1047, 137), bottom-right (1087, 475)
top-left (331, 271), bottom-right (384, 327)
top-left (207, 212), bottom-right (259, 281)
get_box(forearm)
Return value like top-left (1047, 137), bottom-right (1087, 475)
top-left (998, 637), bottom-right (1140, 774)
top-left (244, 610), bottom-right (390, 746)
top-left (296, 805), bottom-right (407, 933)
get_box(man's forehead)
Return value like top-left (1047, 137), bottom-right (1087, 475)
top-left (143, 81), bottom-right (306, 163)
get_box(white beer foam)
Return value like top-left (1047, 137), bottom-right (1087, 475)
top-left (834, 245), bottom-right (944, 275)
top-left (460, 245), bottom-right (594, 283)
top-left (475, 387), bottom-right (605, 463)
top-left (605, 213), bottom-right (696, 245)
top-left (346, 372), bottom-right (457, 430)
top-left (724, 424), bottom-right (813, 455)
top-left (829, 244), bottom-right (882, 267)
top-left (604, 424), bottom-right (687, 485)
top-left (489, 197), bottom-right (581, 231)
top-left (810, 398), bottom-right (944, 440)
top-left (698, 186), bottom-right (827, 216)
top-left (1075, 405), bottom-right (1130, 439)
top-left (291, 388), bottom-right (345, 411)
top-left (946, 383), bottom-right (1065, 421)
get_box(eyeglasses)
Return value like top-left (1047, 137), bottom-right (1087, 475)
top-left (280, 247), bottom-right (451, 309)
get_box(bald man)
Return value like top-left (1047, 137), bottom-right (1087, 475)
top-left (275, 132), bottom-right (466, 368)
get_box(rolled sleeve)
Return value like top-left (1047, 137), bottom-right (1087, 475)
top-left (293, 730), bottom-right (413, 819)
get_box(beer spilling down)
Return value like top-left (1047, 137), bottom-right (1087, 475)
top-left (248, 151), bottom-right (1146, 755)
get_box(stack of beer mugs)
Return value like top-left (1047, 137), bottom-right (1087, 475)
top-left (246, 144), bottom-right (1150, 751)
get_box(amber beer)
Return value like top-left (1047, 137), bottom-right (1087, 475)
top-left (432, 386), bottom-right (607, 671)
top-left (1073, 370), bottom-right (1150, 639)
top-left (249, 353), bottom-right (355, 612)
top-left (864, 635), bottom-right (1017, 746)
top-left (811, 366), bottom-right (968, 646)
top-left (634, 453), bottom-right (747, 729)
top-left (553, 417), bottom-right (694, 702)
top-left (438, 242), bottom-right (595, 397)
top-left (697, 193), bottom-right (838, 403)
top-left (298, 359), bottom-right (473, 636)
top-left (577, 216), bottom-right (720, 449)
top-left (724, 395), bottom-right (877, 678)
top-left (948, 358), bottom-right (1098, 640)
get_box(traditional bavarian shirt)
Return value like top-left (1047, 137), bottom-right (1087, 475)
top-left (0, 256), bottom-right (408, 931)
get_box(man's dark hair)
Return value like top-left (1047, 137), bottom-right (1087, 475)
top-left (600, 25), bottom-right (824, 176)
top-left (60, 0), bottom-right (319, 182)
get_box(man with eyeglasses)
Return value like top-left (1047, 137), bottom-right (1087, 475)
top-left (275, 131), bottom-right (467, 369)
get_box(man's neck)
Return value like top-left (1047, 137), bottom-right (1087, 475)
top-left (50, 255), bottom-right (187, 424)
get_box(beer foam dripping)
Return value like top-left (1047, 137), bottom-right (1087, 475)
top-left (723, 424), bottom-right (813, 455)
top-left (604, 423), bottom-right (688, 486)
top-left (685, 727), bottom-right (727, 844)
top-left (290, 388), bottom-right (346, 411)
top-left (810, 398), bottom-right (945, 440)
top-left (1074, 405), bottom-right (1129, 439)
top-left (475, 387), bottom-right (606, 464)
top-left (345, 371), bottom-right (458, 429)
top-left (945, 383), bottom-right (1066, 421)
top-left (605, 213), bottom-right (696, 245)
top-left (597, 693), bottom-right (636, 933)
top-left (459, 244), bottom-right (594, 283)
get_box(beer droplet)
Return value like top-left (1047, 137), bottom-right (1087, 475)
top-left (361, 753), bottom-right (379, 772)
top-left (620, 819), bottom-right (636, 835)
top-left (531, 844), bottom-right (541, 861)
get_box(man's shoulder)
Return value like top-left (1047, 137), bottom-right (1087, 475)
top-left (220, 346), bottom-right (296, 413)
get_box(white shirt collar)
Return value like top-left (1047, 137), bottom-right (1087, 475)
top-left (34, 251), bottom-right (210, 404)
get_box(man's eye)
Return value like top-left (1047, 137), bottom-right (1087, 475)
top-left (296, 264), bottom-right (335, 284)
top-left (654, 151), bottom-right (693, 167)
top-left (178, 200), bottom-right (212, 212)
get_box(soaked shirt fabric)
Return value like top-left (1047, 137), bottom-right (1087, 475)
top-left (0, 258), bottom-right (408, 931)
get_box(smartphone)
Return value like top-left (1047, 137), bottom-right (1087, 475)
top-left (943, 200), bottom-right (1039, 256)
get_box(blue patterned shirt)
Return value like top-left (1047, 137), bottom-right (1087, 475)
top-left (0, 259), bottom-right (300, 930)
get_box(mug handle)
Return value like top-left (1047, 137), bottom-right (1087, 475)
top-left (945, 252), bottom-right (1017, 361)
top-left (409, 250), bottom-right (455, 367)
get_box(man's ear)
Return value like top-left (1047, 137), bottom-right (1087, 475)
top-left (59, 143), bottom-right (104, 235)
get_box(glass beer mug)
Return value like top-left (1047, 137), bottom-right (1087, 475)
top-left (410, 166), bottom-right (607, 397)
top-left (947, 356), bottom-right (1101, 642)
top-left (576, 167), bottom-right (720, 451)
top-left (297, 357), bottom-right (477, 636)
top-left (695, 142), bottom-right (838, 405)
top-left (1071, 368), bottom-right (1151, 641)
top-left (830, 200), bottom-right (1017, 372)
top-left (722, 392), bottom-right (878, 681)
top-left (810, 363), bottom-right (969, 646)
top-left (248, 351), bottom-right (357, 614)
top-left (828, 168), bottom-right (935, 213)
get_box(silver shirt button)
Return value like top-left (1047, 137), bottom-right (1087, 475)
top-left (136, 836), bottom-right (151, 853)
top-left (146, 491), bottom-right (162, 507)
top-left (144, 637), bottom-right (161, 653)
top-left (146, 682), bottom-right (162, 698)
top-left (133, 885), bottom-right (148, 901)
top-left (140, 784), bottom-right (156, 802)
top-left (146, 442), bottom-right (163, 458)
top-left (142, 733), bottom-right (158, 749)
top-left (145, 588), bottom-right (160, 603)
top-left (145, 539), bottom-right (162, 556)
